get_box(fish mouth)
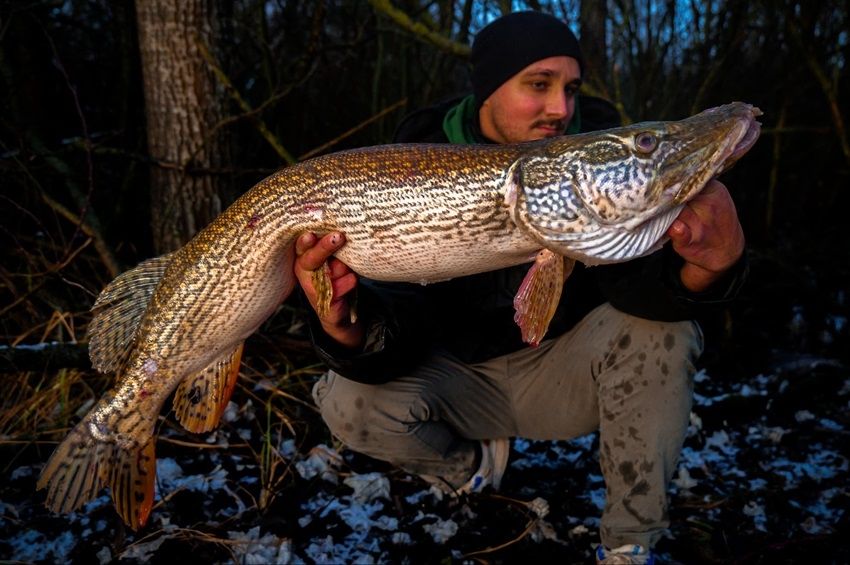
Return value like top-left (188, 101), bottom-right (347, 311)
top-left (719, 105), bottom-right (762, 172)
top-left (668, 104), bottom-right (762, 204)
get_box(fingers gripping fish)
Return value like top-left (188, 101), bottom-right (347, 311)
top-left (38, 102), bottom-right (761, 528)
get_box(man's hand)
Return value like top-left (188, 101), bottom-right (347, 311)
top-left (294, 232), bottom-right (365, 349)
top-left (667, 180), bottom-right (745, 293)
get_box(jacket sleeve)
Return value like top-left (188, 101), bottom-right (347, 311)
top-left (594, 244), bottom-right (749, 321)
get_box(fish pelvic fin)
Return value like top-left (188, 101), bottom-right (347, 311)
top-left (173, 342), bottom-right (244, 433)
top-left (311, 261), bottom-right (334, 318)
top-left (88, 253), bottom-right (174, 373)
top-left (38, 413), bottom-right (157, 530)
top-left (513, 251), bottom-right (574, 346)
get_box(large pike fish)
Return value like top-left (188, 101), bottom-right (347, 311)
top-left (39, 102), bottom-right (761, 529)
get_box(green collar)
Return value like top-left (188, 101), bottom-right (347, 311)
top-left (442, 94), bottom-right (582, 144)
top-left (442, 95), bottom-right (480, 144)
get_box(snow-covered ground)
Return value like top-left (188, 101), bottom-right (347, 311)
top-left (2, 349), bottom-right (848, 563)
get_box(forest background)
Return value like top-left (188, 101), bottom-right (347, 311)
top-left (0, 0), bottom-right (848, 563)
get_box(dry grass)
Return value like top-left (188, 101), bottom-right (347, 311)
top-left (0, 187), bottom-right (324, 485)
top-left (1, 260), bottom-right (325, 511)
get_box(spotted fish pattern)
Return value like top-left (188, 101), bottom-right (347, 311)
top-left (38, 102), bottom-right (761, 529)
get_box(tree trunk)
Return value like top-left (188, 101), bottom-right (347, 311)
top-left (580, 0), bottom-right (608, 93)
top-left (135, 0), bottom-right (231, 253)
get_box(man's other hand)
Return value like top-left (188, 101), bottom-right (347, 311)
top-left (667, 180), bottom-right (745, 293)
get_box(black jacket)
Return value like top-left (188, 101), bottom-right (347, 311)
top-left (307, 94), bottom-right (747, 383)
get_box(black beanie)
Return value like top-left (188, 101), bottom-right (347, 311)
top-left (471, 11), bottom-right (584, 108)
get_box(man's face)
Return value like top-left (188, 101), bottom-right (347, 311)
top-left (478, 55), bottom-right (582, 144)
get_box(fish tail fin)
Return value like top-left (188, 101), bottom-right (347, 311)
top-left (38, 416), bottom-right (157, 530)
top-left (109, 437), bottom-right (156, 530)
top-left (37, 419), bottom-right (106, 515)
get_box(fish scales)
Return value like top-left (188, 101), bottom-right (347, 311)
top-left (38, 102), bottom-right (762, 529)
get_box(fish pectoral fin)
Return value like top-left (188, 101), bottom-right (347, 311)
top-left (513, 251), bottom-right (574, 346)
top-left (38, 413), bottom-right (157, 531)
top-left (311, 261), bottom-right (333, 318)
top-left (88, 253), bottom-right (175, 374)
top-left (173, 342), bottom-right (244, 433)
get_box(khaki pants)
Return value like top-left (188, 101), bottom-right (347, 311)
top-left (312, 303), bottom-right (703, 548)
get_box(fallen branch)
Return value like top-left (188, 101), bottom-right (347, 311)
top-left (0, 342), bottom-right (90, 373)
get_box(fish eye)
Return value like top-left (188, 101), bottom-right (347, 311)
top-left (634, 132), bottom-right (658, 153)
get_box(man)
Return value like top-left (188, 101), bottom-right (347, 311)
top-left (293, 11), bottom-right (746, 564)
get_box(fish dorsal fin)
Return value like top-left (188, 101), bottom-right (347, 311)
top-left (173, 342), bottom-right (244, 433)
top-left (88, 254), bottom-right (174, 373)
top-left (513, 250), bottom-right (574, 346)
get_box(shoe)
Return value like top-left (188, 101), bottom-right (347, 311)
top-left (458, 438), bottom-right (510, 494)
top-left (595, 544), bottom-right (655, 564)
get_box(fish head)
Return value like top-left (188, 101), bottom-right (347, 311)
top-left (506, 102), bottom-right (761, 263)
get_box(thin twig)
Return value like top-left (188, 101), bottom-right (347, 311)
top-left (298, 98), bottom-right (407, 160)
top-left (39, 20), bottom-right (98, 269)
top-left (463, 518), bottom-right (539, 558)
top-left (11, 137), bottom-right (121, 277)
top-left (158, 436), bottom-right (250, 449)
top-left (196, 36), bottom-right (297, 164)
top-left (787, 17), bottom-right (850, 166)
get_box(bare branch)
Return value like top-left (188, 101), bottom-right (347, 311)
top-left (15, 136), bottom-right (121, 278)
top-left (368, 0), bottom-right (471, 58)
top-left (788, 17), bottom-right (850, 167)
top-left (196, 37), bottom-right (298, 165)
top-left (299, 98), bottom-right (408, 161)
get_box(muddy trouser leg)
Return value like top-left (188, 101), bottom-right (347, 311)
top-left (507, 303), bottom-right (704, 549)
top-left (312, 350), bottom-right (518, 488)
top-left (311, 303), bottom-right (702, 548)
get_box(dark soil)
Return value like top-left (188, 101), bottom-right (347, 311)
top-left (1, 254), bottom-right (848, 564)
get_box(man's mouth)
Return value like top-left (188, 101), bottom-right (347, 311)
top-left (534, 122), bottom-right (566, 135)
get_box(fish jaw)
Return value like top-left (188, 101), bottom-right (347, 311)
top-left (507, 102), bottom-right (761, 264)
top-left (659, 102), bottom-right (762, 209)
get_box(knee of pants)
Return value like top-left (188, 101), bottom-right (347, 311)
top-left (647, 319), bottom-right (703, 392)
top-left (312, 371), bottom-right (431, 450)
top-left (312, 371), bottom-right (372, 448)
top-left (596, 308), bottom-right (703, 379)
top-left (594, 311), bottom-right (703, 419)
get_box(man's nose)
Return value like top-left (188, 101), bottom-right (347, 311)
top-left (545, 90), bottom-right (570, 119)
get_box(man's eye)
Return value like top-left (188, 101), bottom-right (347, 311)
top-left (531, 81), bottom-right (548, 90)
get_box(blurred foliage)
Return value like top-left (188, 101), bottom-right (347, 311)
top-left (0, 0), bottom-right (848, 353)
top-left (1, 4), bottom-right (847, 559)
